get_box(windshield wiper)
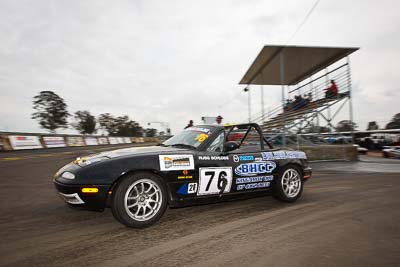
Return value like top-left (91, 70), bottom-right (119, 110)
top-left (170, 144), bottom-right (196, 150)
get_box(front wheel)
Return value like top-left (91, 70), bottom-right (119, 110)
top-left (111, 172), bottom-right (167, 228)
top-left (273, 165), bottom-right (303, 203)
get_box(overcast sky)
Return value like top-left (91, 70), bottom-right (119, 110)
top-left (0, 0), bottom-right (399, 134)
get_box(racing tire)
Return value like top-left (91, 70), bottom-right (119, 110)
top-left (272, 165), bottom-right (303, 203)
top-left (111, 172), bottom-right (168, 228)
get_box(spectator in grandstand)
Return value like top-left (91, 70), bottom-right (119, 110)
top-left (293, 95), bottom-right (309, 110)
top-left (184, 120), bottom-right (194, 129)
top-left (324, 80), bottom-right (338, 99)
top-left (305, 92), bottom-right (312, 103)
top-left (284, 99), bottom-right (292, 111)
top-left (292, 95), bottom-right (301, 110)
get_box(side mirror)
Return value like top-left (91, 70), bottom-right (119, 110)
top-left (224, 141), bottom-right (239, 152)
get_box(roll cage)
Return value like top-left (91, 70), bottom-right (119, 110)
top-left (193, 123), bottom-right (273, 152)
top-left (223, 123), bottom-right (274, 151)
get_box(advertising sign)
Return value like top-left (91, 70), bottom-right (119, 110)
top-left (66, 136), bottom-right (85, 147)
top-left (43, 136), bottom-right (66, 148)
top-left (8, 135), bottom-right (43, 150)
top-left (132, 137), bottom-right (145, 143)
top-left (108, 137), bottom-right (118, 144)
top-left (97, 137), bottom-right (108, 145)
top-left (85, 137), bottom-right (98, 146)
top-left (123, 137), bottom-right (132, 144)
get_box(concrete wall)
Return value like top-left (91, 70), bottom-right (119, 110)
top-left (299, 145), bottom-right (358, 161)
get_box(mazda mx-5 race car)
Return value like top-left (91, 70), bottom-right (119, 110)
top-left (53, 123), bottom-right (312, 228)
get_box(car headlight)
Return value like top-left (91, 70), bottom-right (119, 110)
top-left (61, 171), bottom-right (76, 179)
top-left (74, 156), bottom-right (109, 167)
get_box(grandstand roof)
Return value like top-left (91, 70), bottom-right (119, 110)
top-left (239, 45), bottom-right (359, 86)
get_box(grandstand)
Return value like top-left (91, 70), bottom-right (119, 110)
top-left (239, 45), bottom-right (359, 146)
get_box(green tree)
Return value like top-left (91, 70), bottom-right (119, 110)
top-left (145, 128), bottom-right (157, 137)
top-left (72, 110), bottom-right (97, 134)
top-left (385, 113), bottom-right (400, 129)
top-left (114, 116), bottom-right (143, 137)
top-left (98, 113), bottom-right (116, 135)
top-left (98, 113), bottom-right (143, 136)
top-left (336, 120), bottom-right (357, 132)
top-left (32, 91), bottom-right (70, 133)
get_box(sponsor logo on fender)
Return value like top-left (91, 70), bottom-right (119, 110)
top-left (178, 170), bottom-right (193, 179)
top-left (234, 161), bottom-right (276, 176)
top-left (237, 182), bottom-right (271, 191)
top-left (235, 175), bottom-right (273, 184)
top-left (177, 183), bottom-right (198, 195)
top-left (159, 155), bottom-right (195, 171)
top-left (233, 155), bottom-right (254, 162)
top-left (261, 151), bottom-right (306, 160)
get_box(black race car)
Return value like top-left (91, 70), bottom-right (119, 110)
top-left (54, 123), bottom-right (312, 228)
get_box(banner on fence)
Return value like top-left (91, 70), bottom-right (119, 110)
top-left (43, 136), bottom-right (66, 148)
top-left (132, 137), bottom-right (145, 143)
top-left (108, 137), bottom-right (118, 144)
top-left (8, 135), bottom-right (43, 150)
top-left (66, 136), bottom-right (85, 147)
top-left (123, 137), bottom-right (132, 144)
top-left (97, 137), bottom-right (108, 145)
top-left (85, 137), bottom-right (98, 146)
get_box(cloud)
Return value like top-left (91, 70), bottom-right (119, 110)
top-left (0, 0), bottom-right (399, 134)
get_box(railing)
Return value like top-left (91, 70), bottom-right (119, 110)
top-left (250, 62), bottom-right (351, 127)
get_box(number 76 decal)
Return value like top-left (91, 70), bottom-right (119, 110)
top-left (198, 167), bottom-right (232, 196)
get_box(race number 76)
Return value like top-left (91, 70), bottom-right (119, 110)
top-left (198, 167), bottom-right (232, 196)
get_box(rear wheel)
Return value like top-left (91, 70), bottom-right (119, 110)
top-left (111, 172), bottom-right (167, 228)
top-left (273, 165), bottom-right (303, 203)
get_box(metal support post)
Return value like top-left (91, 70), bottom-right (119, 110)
top-left (261, 85), bottom-right (265, 124)
top-left (279, 51), bottom-right (286, 146)
top-left (325, 68), bottom-right (332, 132)
top-left (346, 56), bottom-right (355, 143)
top-left (248, 87), bottom-right (251, 122)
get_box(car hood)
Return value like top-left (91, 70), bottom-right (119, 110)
top-left (73, 146), bottom-right (191, 167)
top-left (97, 146), bottom-right (189, 158)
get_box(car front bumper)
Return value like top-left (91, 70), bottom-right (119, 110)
top-left (54, 180), bottom-right (110, 211)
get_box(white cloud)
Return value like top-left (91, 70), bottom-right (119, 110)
top-left (0, 0), bottom-right (399, 134)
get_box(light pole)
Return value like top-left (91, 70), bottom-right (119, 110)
top-left (244, 86), bottom-right (251, 122)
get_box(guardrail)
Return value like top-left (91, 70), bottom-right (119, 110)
top-left (0, 132), bottom-right (160, 151)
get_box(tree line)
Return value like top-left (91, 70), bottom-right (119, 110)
top-left (31, 91), bottom-right (157, 137)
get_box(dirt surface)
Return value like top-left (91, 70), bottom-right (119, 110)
top-left (0, 147), bottom-right (399, 267)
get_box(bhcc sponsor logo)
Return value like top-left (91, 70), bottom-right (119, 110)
top-left (235, 161), bottom-right (276, 176)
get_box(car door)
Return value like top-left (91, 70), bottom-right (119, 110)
top-left (195, 132), bottom-right (234, 196)
top-left (227, 128), bottom-right (276, 194)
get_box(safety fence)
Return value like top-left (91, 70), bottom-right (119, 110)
top-left (0, 132), bottom-right (159, 151)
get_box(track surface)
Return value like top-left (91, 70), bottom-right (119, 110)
top-left (0, 146), bottom-right (399, 267)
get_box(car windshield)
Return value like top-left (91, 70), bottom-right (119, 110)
top-left (162, 126), bottom-right (214, 149)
